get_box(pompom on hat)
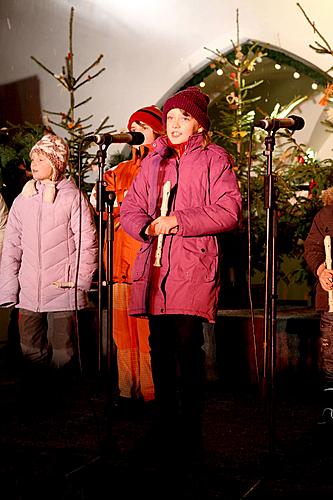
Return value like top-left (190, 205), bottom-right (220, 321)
top-left (127, 105), bottom-right (164, 135)
top-left (30, 133), bottom-right (69, 181)
top-left (162, 86), bottom-right (211, 131)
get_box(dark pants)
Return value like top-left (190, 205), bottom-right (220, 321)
top-left (18, 309), bottom-right (76, 368)
top-left (148, 314), bottom-right (205, 440)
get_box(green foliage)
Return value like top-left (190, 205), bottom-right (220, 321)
top-left (203, 10), bottom-right (333, 288)
top-left (0, 122), bottom-right (45, 189)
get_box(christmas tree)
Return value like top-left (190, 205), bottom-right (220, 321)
top-left (31, 6), bottom-right (114, 189)
top-left (199, 9), bottom-right (333, 291)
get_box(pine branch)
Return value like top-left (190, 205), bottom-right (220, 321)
top-left (76, 124), bottom-right (92, 131)
top-left (69, 7), bottom-right (74, 68)
top-left (77, 115), bottom-right (94, 123)
top-left (76, 55), bottom-right (104, 84)
top-left (309, 42), bottom-right (331, 55)
top-left (74, 97), bottom-right (92, 109)
top-left (74, 68), bottom-right (106, 90)
top-left (31, 56), bottom-right (69, 90)
top-left (47, 119), bottom-right (68, 130)
top-left (297, 2), bottom-right (333, 55)
top-left (30, 56), bottom-right (55, 78)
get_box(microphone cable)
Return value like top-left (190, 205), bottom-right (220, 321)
top-left (246, 126), bottom-right (260, 388)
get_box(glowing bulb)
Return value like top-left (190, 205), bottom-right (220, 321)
top-left (312, 82), bottom-right (318, 90)
top-left (216, 68), bottom-right (223, 76)
top-left (256, 57), bottom-right (263, 63)
top-left (293, 72), bottom-right (300, 79)
top-left (199, 81), bottom-right (206, 88)
top-left (275, 63), bottom-right (281, 70)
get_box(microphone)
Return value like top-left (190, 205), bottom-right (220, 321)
top-left (254, 115), bottom-right (305, 132)
top-left (84, 131), bottom-right (145, 146)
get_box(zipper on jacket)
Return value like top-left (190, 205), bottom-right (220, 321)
top-left (36, 198), bottom-right (42, 312)
top-left (161, 157), bottom-right (179, 310)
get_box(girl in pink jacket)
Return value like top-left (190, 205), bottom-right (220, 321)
top-left (0, 133), bottom-right (98, 372)
top-left (120, 87), bottom-right (242, 459)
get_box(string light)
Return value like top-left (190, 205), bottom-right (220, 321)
top-left (216, 68), bottom-right (223, 76)
top-left (311, 82), bottom-right (318, 90)
top-left (256, 56), bottom-right (263, 63)
top-left (199, 81), bottom-right (206, 88)
top-left (275, 63), bottom-right (281, 70)
top-left (293, 72), bottom-right (300, 79)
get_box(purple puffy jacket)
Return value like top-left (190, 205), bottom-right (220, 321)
top-left (0, 178), bottom-right (98, 312)
top-left (120, 133), bottom-right (242, 323)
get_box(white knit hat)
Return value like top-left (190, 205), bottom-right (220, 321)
top-left (30, 133), bottom-right (69, 181)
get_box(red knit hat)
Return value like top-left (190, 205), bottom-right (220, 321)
top-left (162, 86), bottom-right (211, 131)
top-left (127, 105), bottom-right (164, 134)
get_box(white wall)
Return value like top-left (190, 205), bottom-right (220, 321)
top-left (1, 0), bottom-right (333, 158)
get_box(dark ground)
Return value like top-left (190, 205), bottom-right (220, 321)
top-left (1, 328), bottom-right (333, 499)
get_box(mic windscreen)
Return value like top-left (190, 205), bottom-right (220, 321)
top-left (289, 115), bottom-right (305, 131)
top-left (129, 132), bottom-right (145, 145)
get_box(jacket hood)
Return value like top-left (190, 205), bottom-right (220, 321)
top-left (21, 177), bottom-right (77, 204)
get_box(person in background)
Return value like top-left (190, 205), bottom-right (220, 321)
top-left (0, 192), bottom-right (9, 361)
top-left (0, 133), bottom-right (98, 399)
top-left (0, 192), bottom-right (8, 261)
top-left (90, 105), bottom-right (164, 414)
top-left (304, 187), bottom-right (333, 426)
top-left (120, 86), bottom-right (242, 459)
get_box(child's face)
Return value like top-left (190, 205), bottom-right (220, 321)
top-left (30, 152), bottom-right (53, 181)
top-left (166, 108), bottom-right (201, 144)
top-left (130, 121), bottom-right (156, 145)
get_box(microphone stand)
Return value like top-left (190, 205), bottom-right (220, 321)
top-left (95, 146), bottom-right (115, 375)
top-left (105, 191), bottom-right (116, 374)
top-left (95, 144), bottom-right (119, 455)
top-left (64, 142), bottom-right (118, 480)
top-left (262, 131), bottom-right (278, 455)
top-left (96, 146), bottom-right (106, 373)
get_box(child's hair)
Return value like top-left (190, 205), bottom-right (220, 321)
top-left (322, 187), bottom-right (333, 206)
top-left (200, 130), bottom-right (212, 148)
top-left (30, 133), bottom-right (69, 181)
top-left (162, 86), bottom-right (211, 132)
top-left (127, 105), bottom-right (164, 136)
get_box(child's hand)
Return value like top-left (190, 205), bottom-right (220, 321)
top-left (89, 186), bottom-right (97, 208)
top-left (317, 263), bottom-right (333, 291)
top-left (53, 281), bottom-right (75, 288)
top-left (150, 215), bottom-right (178, 235)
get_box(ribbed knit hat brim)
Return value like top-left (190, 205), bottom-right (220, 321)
top-left (162, 86), bottom-right (210, 131)
top-left (127, 105), bottom-right (164, 134)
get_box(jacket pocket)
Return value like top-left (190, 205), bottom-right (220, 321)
top-left (131, 243), bottom-right (152, 282)
top-left (174, 237), bottom-right (218, 283)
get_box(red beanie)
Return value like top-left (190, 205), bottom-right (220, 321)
top-left (127, 105), bottom-right (164, 134)
top-left (162, 86), bottom-right (211, 131)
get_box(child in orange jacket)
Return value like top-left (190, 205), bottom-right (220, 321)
top-left (91, 106), bottom-right (164, 410)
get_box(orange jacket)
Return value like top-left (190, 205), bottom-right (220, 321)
top-left (104, 145), bottom-right (153, 282)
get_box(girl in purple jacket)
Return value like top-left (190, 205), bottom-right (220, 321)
top-left (0, 134), bottom-right (98, 374)
top-left (120, 87), bottom-right (242, 459)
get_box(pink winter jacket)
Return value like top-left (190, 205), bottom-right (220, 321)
top-left (0, 177), bottom-right (98, 312)
top-left (120, 133), bottom-right (242, 323)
